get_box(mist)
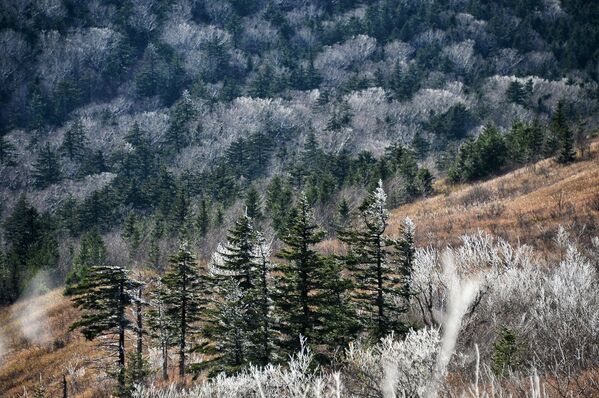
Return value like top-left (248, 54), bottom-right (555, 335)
top-left (10, 270), bottom-right (55, 346)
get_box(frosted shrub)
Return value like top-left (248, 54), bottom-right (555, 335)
top-left (345, 328), bottom-right (440, 398)
top-left (134, 339), bottom-right (343, 398)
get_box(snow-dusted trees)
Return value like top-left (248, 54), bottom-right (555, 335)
top-left (339, 181), bottom-right (409, 339)
top-left (70, 264), bottom-right (142, 396)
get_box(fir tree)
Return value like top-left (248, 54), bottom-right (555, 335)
top-left (275, 193), bottom-right (328, 355)
top-left (244, 186), bottom-right (262, 220)
top-left (506, 81), bottom-right (526, 105)
top-left (416, 167), bottom-right (434, 197)
top-left (65, 227), bottom-right (107, 294)
top-left (165, 91), bottom-right (194, 153)
top-left (196, 198), bottom-right (210, 237)
top-left (553, 102), bottom-right (575, 164)
top-left (338, 181), bottom-right (407, 340)
top-left (147, 280), bottom-right (176, 380)
top-left (202, 214), bottom-right (273, 372)
top-left (0, 135), bottom-right (15, 166)
top-left (70, 265), bottom-right (141, 396)
top-left (60, 118), bottom-right (87, 161)
top-left (161, 242), bottom-right (207, 378)
top-left (394, 217), bottom-right (415, 304)
top-left (33, 144), bottom-right (62, 188)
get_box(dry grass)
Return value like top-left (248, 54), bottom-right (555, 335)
top-left (0, 289), bottom-right (108, 397)
top-left (388, 139), bottom-right (599, 251)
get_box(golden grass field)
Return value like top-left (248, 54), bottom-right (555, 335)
top-left (0, 140), bottom-right (597, 397)
top-left (389, 139), bottom-right (599, 251)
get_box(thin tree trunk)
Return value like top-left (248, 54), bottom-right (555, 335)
top-left (118, 280), bottom-right (126, 395)
top-left (136, 287), bottom-right (143, 356)
top-left (162, 341), bottom-right (169, 380)
top-left (63, 375), bottom-right (68, 398)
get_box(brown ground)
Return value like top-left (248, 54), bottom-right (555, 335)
top-left (389, 139), bottom-right (599, 251)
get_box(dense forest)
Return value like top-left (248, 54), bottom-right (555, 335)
top-left (0, 0), bottom-right (598, 397)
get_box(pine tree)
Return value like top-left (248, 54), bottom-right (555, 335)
top-left (165, 90), bottom-right (194, 153)
top-left (161, 242), bottom-right (207, 378)
top-left (60, 118), bottom-right (87, 161)
top-left (337, 197), bottom-right (350, 227)
top-left (244, 186), bottom-right (262, 220)
top-left (65, 227), bottom-right (107, 294)
top-left (147, 280), bottom-right (176, 380)
top-left (126, 285), bottom-right (149, 392)
top-left (338, 181), bottom-right (406, 340)
top-left (70, 264), bottom-right (141, 396)
top-left (416, 167), bottom-right (434, 197)
top-left (506, 81), bottom-right (526, 105)
top-left (196, 198), bottom-right (210, 237)
top-left (275, 193), bottom-right (328, 355)
top-left (202, 214), bottom-right (273, 372)
top-left (394, 217), bottom-right (415, 304)
top-left (553, 102), bottom-right (575, 164)
top-left (33, 144), bottom-right (62, 188)
top-left (0, 135), bottom-right (15, 166)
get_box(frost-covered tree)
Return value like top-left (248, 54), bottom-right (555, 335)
top-left (70, 264), bottom-right (142, 396)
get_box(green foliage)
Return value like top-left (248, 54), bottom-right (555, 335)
top-left (70, 265), bottom-right (142, 396)
top-left (160, 242), bottom-right (207, 378)
top-left (33, 144), bottom-right (62, 189)
top-left (429, 104), bottom-right (476, 142)
top-left (338, 181), bottom-right (408, 340)
top-left (2, 196), bottom-right (58, 304)
top-left (448, 125), bottom-right (508, 183)
top-left (492, 327), bottom-right (524, 375)
top-left (275, 194), bottom-right (329, 355)
top-left (60, 118), bottom-right (87, 161)
top-left (0, 135), bottom-right (15, 166)
top-left (552, 102), bottom-right (575, 164)
top-left (65, 227), bottom-right (106, 293)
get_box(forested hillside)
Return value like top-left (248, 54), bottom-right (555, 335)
top-left (0, 0), bottom-right (598, 397)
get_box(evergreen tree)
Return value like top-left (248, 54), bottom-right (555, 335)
top-left (411, 131), bottom-right (429, 159)
top-left (0, 135), bottom-right (15, 166)
top-left (161, 242), bottom-right (207, 378)
top-left (202, 214), bottom-right (274, 372)
top-left (70, 265), bottom-right (141, 396)
top-left (244, 186), bottom-right (262, 220)
top-left (506, 81), bottom-right (526, 105)
top-left (338, 181), bottom-right (407, 340)
top-left (337, 197), bottom-right (351, 227)
top-left (275, 193), bottom-right (328, 355)
top-left (147, 280), bottom-right (176, 380)
top-left (65, 227), bottom-right (107, 294)
top-left (394, 217), bottom-right (415, 304)
top-left (122, 213), bottom-right (141, 252)
top-left (60, 118), bottom-right (87, 161)
top-left (266, 176), bottom-right (293, 234)
top-left (33, 144), bottom-right (62, 188)
top-left (196, 198), bottom-right (210, 237)
top-left (165, 90), bottom-right (194, 153)
top-left (553, 102), bottom-right (575, 164)
top-left (2, 196), bottom-right (58, 303)
top-left (416, 167), bottom-right (434, 197)
top-left (126, 286), bottom-right (149, 393)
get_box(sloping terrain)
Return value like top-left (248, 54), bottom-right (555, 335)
top-left (389, 139), bottom-right (599, 251)
top-left (0, 289), bottom-right (103, 397)
top-left (2, 141), bottom-right (597, 397)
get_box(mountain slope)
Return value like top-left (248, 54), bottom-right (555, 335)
top-left (389, 138), bottom-right (599, 249)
